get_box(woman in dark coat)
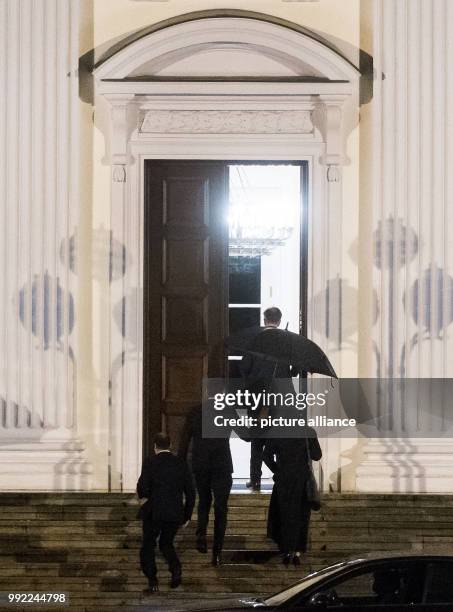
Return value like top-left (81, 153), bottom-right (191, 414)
top-left (263, 429), bottom-right (322, 565)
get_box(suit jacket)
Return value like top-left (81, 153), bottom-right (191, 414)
top-left (136, 451), bottom-right (195, 523)
top-left (178, 404), bottom-right (233, 474)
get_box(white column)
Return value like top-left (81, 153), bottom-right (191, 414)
top-left (0, 0), bottom-right (92, 489)
top-left (103, 95), bottom-right (138, 490)
top-left (357, 0), bottom-right (453, 492)
top-left (312, 96), bottom-right (349, 491)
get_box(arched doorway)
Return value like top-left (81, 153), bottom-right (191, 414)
top-left (93, 10), bottom-right (361, 490)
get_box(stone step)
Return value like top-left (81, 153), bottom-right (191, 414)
top-left (3, 502), bottom-right (453, 514)
top-left (1, 528), bottom-right (453, 548)
top-left (0, 556), bottom-right (339, 574)
top-left (3, 507), bottom-right (453, 520)
top-left (1, 493), bottom-right (452, 608)
top-left (2, 492), bottom-right (452, 499)
top-left (0, 579), bottom-right (289, 591)
top-left (0, 557), bottom-right (346, 572)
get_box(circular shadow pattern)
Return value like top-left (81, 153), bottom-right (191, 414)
top-left (405, 266), bottom-right (453, 336)
top-left (19, 272), bottom-right (75, 350)
top-left (113, 288), bottom-right (143, 348)
top-left (60, 227), bottom-right (128, 283)
top-left (373, 217), bottom-right (418, 270)
top-left (313, 278), bottom-right (378, 340)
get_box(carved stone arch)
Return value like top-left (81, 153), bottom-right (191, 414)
top-left (94, 10), bottom-right (360, 83)
top-left (92, 11), bottom-right (362, 491)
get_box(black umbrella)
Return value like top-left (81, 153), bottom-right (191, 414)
top-left (226, 327), bottom-right (337, 378)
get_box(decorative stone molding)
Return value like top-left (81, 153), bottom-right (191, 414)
top-left (108, 94), bottom-right (137, 168)
top-left (356, 439), bottom-right (453, 494)
top-left (112, 164), bottom-right (126, 183)
top-left (327, 164), bottom-right (341, 183)
top-left (311, 96), bottom-right (348, 184)
top-left (0, 439), bottom-right (93, 491)
top-left (140, 109), bottom-right (314, 134)
top-left (314, 96), bottom-right (347, 164)
top-left (94, 16), bottom-right (360, 84)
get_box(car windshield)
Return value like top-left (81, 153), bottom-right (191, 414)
top-left (263, 559), bottom-right (366, 607)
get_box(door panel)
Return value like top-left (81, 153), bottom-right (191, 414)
top-left (143, 161), bottom-right (228, 456)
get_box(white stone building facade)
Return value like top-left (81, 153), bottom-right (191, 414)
top-left (0, 0), bottom-right (452, 492)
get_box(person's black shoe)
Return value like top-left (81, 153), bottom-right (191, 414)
top-left (170, 572), bottom-right (182, 589)
top-left (196, 535), bottom-right (208, 553)
top-left (246, 480), bottom-right (261, 491)
top-left (142, 584), bottom-right (159, 595)
top-left (282, 554), bottom-right (292, 566)
top-left (211, 551), bottom-right (222, 567)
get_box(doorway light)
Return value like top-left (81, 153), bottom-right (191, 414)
top-left (228, 165), bottom-right (297, 256)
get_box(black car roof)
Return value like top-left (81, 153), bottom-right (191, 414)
top-left (294, 552), bottom-right (453, 581)
top-left (335, 552), bottom-right (453, 565)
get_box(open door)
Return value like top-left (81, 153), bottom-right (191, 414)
top-left (143, 161), bottom-right (229, 457)
top-left (226, 162), bottom-right (308, 484)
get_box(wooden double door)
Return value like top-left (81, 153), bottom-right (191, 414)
top-left (143, 160), bottom-right (307, 458)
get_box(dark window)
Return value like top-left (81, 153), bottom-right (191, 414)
top-left (290, 562), bottom-right (424, 609)
top-left (228, 359), bottom-right (243, 379)
top-left (229, 256), bottom-right (261, 304)
top-left (229, 307), bottom-right (260, 335)
top-left (424, 562), bottom-right (453, 603)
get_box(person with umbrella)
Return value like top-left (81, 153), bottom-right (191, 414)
top-left (226, 311), bottom-right (336, 563)
top-left (238, 307), bottom-right (300, 491)
top-left (227, 310), bottom-right (337, 382)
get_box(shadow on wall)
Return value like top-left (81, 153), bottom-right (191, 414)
top-left (0, 264), bottom-right (92, 489)
top-left (313, 277), bottom-right (379, 355)
top-left (329, 432), bottom-right (428, 494)
top-left (18, 272), bottom-right (75, 351)
top-left (330, 437), bottom-right (367, 493)
top-left (60, 227), bottom-right (128, 284)
top-left (372, 216), bottom-right (453, 377)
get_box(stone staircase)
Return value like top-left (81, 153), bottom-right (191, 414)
top-left (0, 493), bottom-right (453, 611)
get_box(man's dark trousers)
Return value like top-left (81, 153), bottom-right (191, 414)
top-left (250, 438), bottom-right (266, 484)
top-left (195, 471), bottom-right (232, 553)
top-left (140, 519), bottom-right (181, 586)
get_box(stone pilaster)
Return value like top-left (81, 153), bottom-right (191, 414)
top-left (357, 0), bottom-right (453, 492)
top-left (0, 0), bottom-right (92, 489)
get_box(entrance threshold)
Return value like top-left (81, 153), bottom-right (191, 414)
top-left (232, 478), bottom-right (273, 493)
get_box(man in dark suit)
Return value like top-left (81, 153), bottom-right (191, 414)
top-left (137, 432), bottom-right (195, 594)
top-left (179, 404), bottom-right (233, 567)
top-left (240, 306), bottom-right (300, 491)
